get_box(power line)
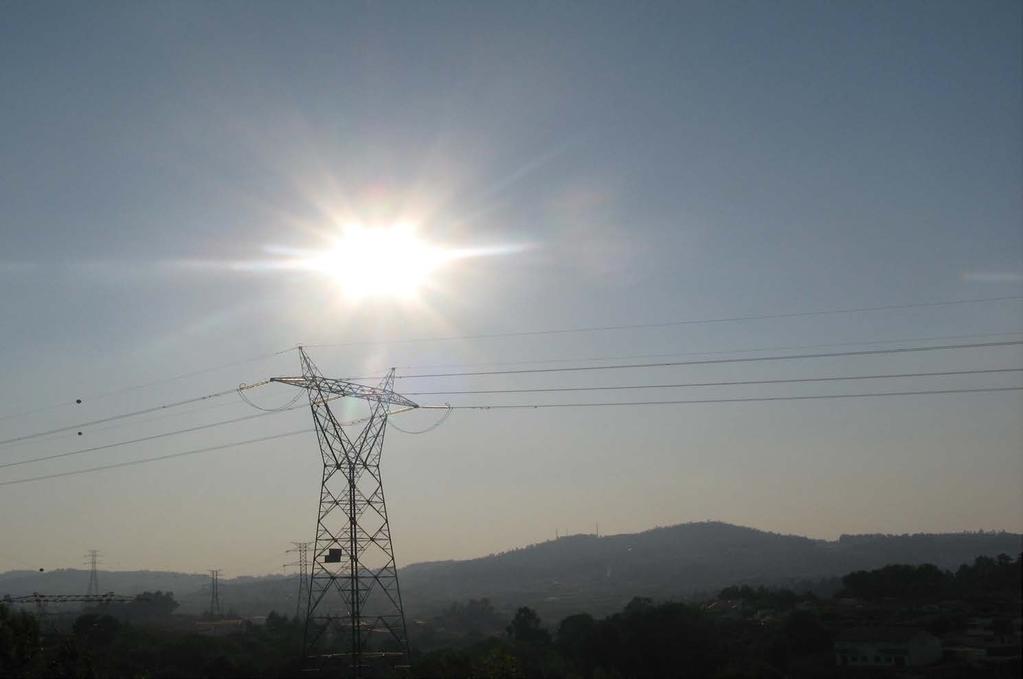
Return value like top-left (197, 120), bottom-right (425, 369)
top-left (0, 350), bottom-right (288, 423)
top-left (423, 386), bottom-right (1022, 410)
top-left (0, 429), bottom-right (309, 488)
top-left (388, 331), bottom-right (1023, 372)
top-left (0, 408), bottom-right (297, 470)
top-left (3, 297), bottom-right (1016, 423)
top-left (0, 381), bottom-right (271, 448)
top-left (2, 386), bottom-right (1018, 488)
top-left (3, 296), bottom-right (1016, 423)
top-left (1, 397), bottom-right (396, 473)
top-left (0, 392), bottom-right (378, 472)
top-left (402, 368), bottom-right (1023, 396)
top-left (0, 398), bottom-right (248, 452)
top-left (371, 340), bottom-right (1023, 380)
top-left (302, 295), bottom-right (1022, 349)
top-left (388, 405), bottom-right (453, 434)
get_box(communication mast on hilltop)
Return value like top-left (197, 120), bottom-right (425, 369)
top-left (272, 347), bottom-right (416, 677)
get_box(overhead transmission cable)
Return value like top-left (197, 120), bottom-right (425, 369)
top-left (0, 393), bottom-right (407, 471)
top-left (0, 397), bottom-right (249, 452)
top-left (236, 385), bottom-right (304, 412)
top-left (0, 409), bottom-right (295, 470)
top-left (357, 340), bottom-right (1023, 380)
top-left (401, 367), bottom-right (1023, 396)
top-left (388, 405), bottom-right (453, 434)
top-left (3, 294), bottom-right (1014, 421)
top-left (0, 349), bottom-right (289, 423)
top-left (416, 386), bottom-right (1022, 410)
top-left (301, 295), bottom-right (1022, 349)
top-left (389, 331), bottom-right (1023, 372)
top-left (6, 335), bottom-right (1016, 448)
top-left (0, 429), bottom-right (311, 488)
top-left (0, 381), bottom-right (271, 448)
top-left (1, 386), bottom-right (1019, 488)
top-left (3, 341), bottom-right (1016, 452)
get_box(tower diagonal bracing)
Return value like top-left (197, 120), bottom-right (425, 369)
top-left (272, 348), bottom-right (415, 677)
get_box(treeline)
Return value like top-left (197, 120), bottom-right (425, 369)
top-left (839, 553), bottom-right (1020, 601)
top-left (414, 597), bottom-right (833, 678)
top-left (2, 594), bottom-right (827, 678)
top-left (1, 556), bottom-right (1019, 678)
top-left (0, 602), bottom-right (307, 678)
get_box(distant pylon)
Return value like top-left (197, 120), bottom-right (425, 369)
top-left (285, 541), bottom-right (311, 620)
top-left (84, 550), bottom-right (100, 596)
top-left (208, 569), bottom-right (222, 618)
top-left (272, 347), bottom-right (416, 676)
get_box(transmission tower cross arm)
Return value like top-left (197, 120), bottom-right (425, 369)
top-left (270, 376), bottom-right (419, 409)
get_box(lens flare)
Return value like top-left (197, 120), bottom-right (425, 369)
top-left (168, 223), bottom-right (531, 304)
top-left (305, 224), bottom-right (451, 300)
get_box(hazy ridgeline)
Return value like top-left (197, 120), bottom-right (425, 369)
top-left (3, 522), bottom-right (1018, 620)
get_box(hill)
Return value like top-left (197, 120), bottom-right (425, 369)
top-left (398, 521), bottom-right (1021, 618)
top-left (2, 522), bottom-right (1018, 619)
top-left (0, 569), bottom-right (295, 617)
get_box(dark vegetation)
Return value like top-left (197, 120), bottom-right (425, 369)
top-left (399, 523), bottom-right (1022, 619)
top-left (839, 553), bottom-right (1020, 601)
top-left (1, 555), bottom-right (1018, 678)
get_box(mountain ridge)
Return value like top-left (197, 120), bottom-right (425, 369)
top-left (398, 521), bottom-right (1021, 617)
top-left (3, 521), bottom-right (1019, 618)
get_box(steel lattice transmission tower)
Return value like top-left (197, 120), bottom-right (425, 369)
top-left (285, 541), bottom-right (312, 620)
top-left (208, 569), bottom-right (222, 618)
top-left (273, 347), bottom-right (417, 676)
top-left (84, 550), bottom-right (100, 596)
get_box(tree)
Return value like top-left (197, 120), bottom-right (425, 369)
top-left (506, 607), bottom-right (550, 645)
top-left (125, 590), bottom-right (179, 621)
top-left (477, 644), bottom-right (524, 679)
top-left (265, 610), bottom-right (290, 632)
top-left (781, 610), bottom-right (831, 655)
top-left (840, 563), bottom-right (951, 601)
top-left (556, 613), bottom-right (597, 676)
top-left (615, 602), bottom-right (718, 677)
top-left (623, 596), bottom-right (654, 616)
top-left (0, 603), bottom-right (40, 676)
top-left (73, 613), bottom-right (120, 648)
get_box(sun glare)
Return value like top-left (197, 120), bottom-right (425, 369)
top-left (306, 224), bottom-right (452, 300)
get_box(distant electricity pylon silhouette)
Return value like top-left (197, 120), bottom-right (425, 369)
top-left (84, 550), bottom-right (100, 596)
top-left (208, 569), bottom-right (222, 618)
top-left (272, 347), bottom-right (417, 676)
top-left (285, 541), bottom-right (311, 620)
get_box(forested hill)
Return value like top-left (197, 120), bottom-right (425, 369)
top-left (0, 569), bottom-right (292, 617)
top-left (399, 521), bottom-right (1021, 617)
top-left (2, 522), bottom-right (1018, 618)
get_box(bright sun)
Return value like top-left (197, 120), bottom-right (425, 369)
top-left (305, 224), bottom-right (452, 300)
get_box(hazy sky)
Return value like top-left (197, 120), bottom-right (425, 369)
top-left (1, 1), bottom-right (1021, 576)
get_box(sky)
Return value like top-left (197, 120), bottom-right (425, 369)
top-left (1, 1), bottom-right (1021, 576)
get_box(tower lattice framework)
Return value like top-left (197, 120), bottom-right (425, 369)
top-left (273, 347), bottom-right (416, 676)
top-left (285, 541), bottom-right (311, 620)
top-left (208, 569), bottom-right (222, 618)
top-left (84, 550), bottom-right (100, 596)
